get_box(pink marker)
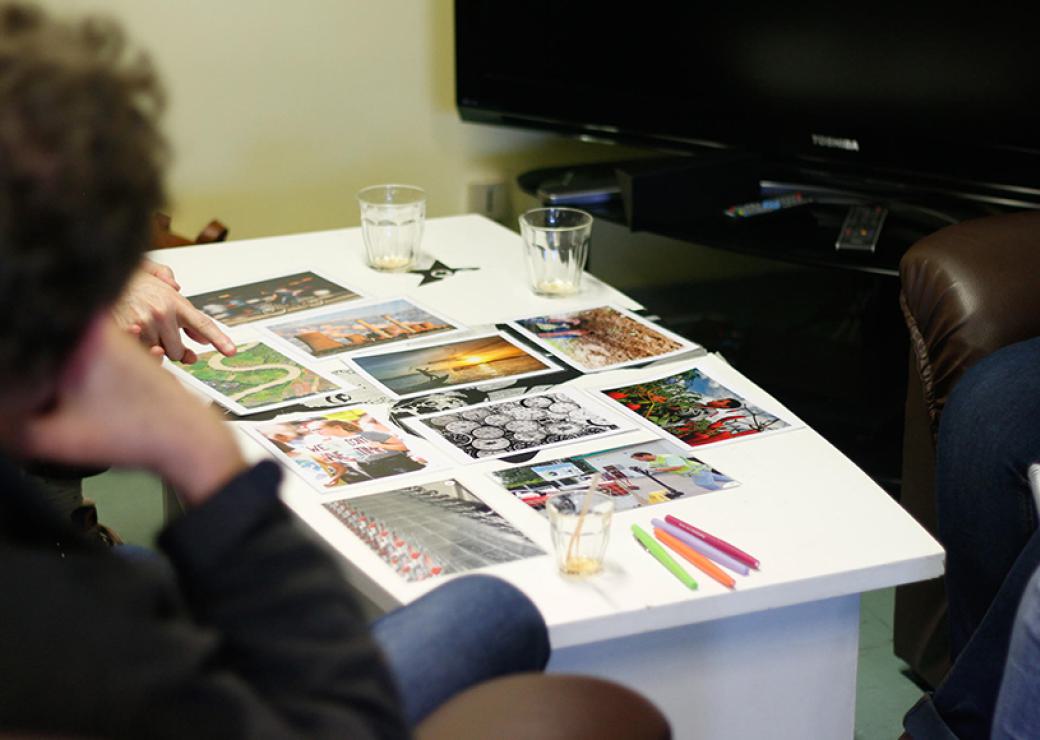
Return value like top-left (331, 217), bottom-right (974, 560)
top-left (664, 514), bottom-right (760, 570)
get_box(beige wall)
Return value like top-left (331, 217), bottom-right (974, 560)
top-left (50, 0), bottom-right (639, 240)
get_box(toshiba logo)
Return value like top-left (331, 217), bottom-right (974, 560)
top-left (811, 134), bottom-right (860, 152)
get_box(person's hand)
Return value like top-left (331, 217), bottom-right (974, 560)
top-left (17, 319), bottom-right (246, 507)
top-left (140, 257), bottom-right (181, 290)
top-left (112, 263), bottom-right (235, 363)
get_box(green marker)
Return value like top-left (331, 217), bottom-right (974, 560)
top-left (631, 524), bottom-right (698, 590)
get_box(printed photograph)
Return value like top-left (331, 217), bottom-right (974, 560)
top-left (601, 366), bottom-right (791, 446)
top-left (254, 408), bottom-right (441, 491)
top-left (323, 479), bottom-right (544, 583)
top-left (490, 440), bottom-right (739, 514)
top-left (410, 390), bottom-right (627, 461)
top-left (350, 333), bottom-right (557, 399)
top-left (174, 341), bottom-right (341, 414)
top-left (512, 305), bottom-right (696, 371)
top-left (187, 271), bottom-right (361, 326)
top-left (264, 298), bottom-right (461, 358)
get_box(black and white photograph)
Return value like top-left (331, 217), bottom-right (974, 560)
top-left (407, 388), bottom-right (632, 462)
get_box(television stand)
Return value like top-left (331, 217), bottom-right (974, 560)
top-left (519, 160), bottom-right (1021, 277)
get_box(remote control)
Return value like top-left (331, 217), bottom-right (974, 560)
top-left (723, 191), bottom-right (810, 218)
top-left (835, 204), bottom-right (887, 252)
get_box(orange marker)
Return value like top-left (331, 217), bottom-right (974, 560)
top-left (654, 527), bottom-right (736, 589)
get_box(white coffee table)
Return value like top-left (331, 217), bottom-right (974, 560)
top-left (156, 214), bottom-right (943, 739)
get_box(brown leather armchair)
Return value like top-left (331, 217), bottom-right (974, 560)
top-left (895, 210), bottom-right (1040, 687)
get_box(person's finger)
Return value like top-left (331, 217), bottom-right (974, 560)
top-left (180, 348), bottom-right (199, 365)
top-left (142, 259), bottom-right (181, 290)
top-left (149, 345), bottom-right (166, 363)
top-left (178, 300), bottom-right (236, 356)
top-left (135, 315), bottom-right (159, 348)
top-left (155, 309), bottom-right (189, 363)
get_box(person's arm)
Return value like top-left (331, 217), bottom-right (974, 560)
top-left (13, 320), bottom-right (407, 737)
top-left (111, 261), bottom-right (236, 364)
top-left (145, 462), bottom-right (407, 738)
top-left (361, 430), bottom-right (409, 453)
top-left (647, 455), bottom-right (686, 474)
top-left (373, 436), bottom-right (409, 453)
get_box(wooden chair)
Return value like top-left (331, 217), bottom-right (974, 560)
top-left (151, 212), bottom-right (228, 249)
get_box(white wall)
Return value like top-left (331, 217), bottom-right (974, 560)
top-left (49, 0), bottom-right (639, 240)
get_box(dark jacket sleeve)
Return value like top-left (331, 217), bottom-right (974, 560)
top-left (0, 460), bottom-right (409, 740)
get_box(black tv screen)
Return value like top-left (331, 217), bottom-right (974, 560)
top-left (456, 2), bottom-right (1040, 209)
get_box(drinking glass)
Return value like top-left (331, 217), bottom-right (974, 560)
top-left (519, 207), bottom-right (592, 297)
top-left (357, 184), bottom-right (425, 271)
top-left (546, 490), bottom-right (614, 575)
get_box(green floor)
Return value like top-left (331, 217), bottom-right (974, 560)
top-left (87, 468), bottom-right (926, 738)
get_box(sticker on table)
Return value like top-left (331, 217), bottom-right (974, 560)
top-left (510, 304), bottom-right (699, 372)
top-left (408, 388), bottom-right (632, 463)
top-left (170, 340), bottom-right (344, 415)
top-left (489, 439), bottom-right (739, 515)
top-left (322, 479), bottom-right (544, 583)
top-left (348, 331), bottom-right (560, 399)
top-left (187, 271), bottom-right (362, 326)
top-left (262, 297), bottom-right (463, 358)
top-left (249, 407), bottom-right (446, 493)
top-left (600, 364), bottom-right (795, 447)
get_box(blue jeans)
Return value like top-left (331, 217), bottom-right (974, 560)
top-left (371, 574), bottom-right (550, 725)
top-left (993, 566), bottom-right (1040, 738)
top-left (904, 337), bottom-right (1040, 739)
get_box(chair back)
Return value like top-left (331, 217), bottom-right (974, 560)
top-left (152, 212), bottom-right (228, 249)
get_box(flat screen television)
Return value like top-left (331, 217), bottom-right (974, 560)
top-left (456, 2), bottom-right (1040, 214)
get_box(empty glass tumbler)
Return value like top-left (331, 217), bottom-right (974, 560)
top-left (519, 207), bottom-right (592, 297)
top-left (357, 184), bottom-right (426, 271)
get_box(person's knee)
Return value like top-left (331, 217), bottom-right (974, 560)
top-left (440, 575), bottom-right (550, 669)
top-left (939, 337), bottom-right (1040, 470)
top-left (945, 337), bottom-right (1040, 427)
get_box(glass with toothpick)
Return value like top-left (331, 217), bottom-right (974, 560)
top-left (546, 476), bottom-right (614, 576)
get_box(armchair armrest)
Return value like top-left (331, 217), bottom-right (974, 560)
top-left (900, 210), bottom-right (1040, 437)
top-left (896, 210), bottom-right (1040, 686)
top-left (415, 673), bottom-right (670, 740)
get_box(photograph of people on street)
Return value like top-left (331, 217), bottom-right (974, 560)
top-left (491, 439), bottom-right (739, 513)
